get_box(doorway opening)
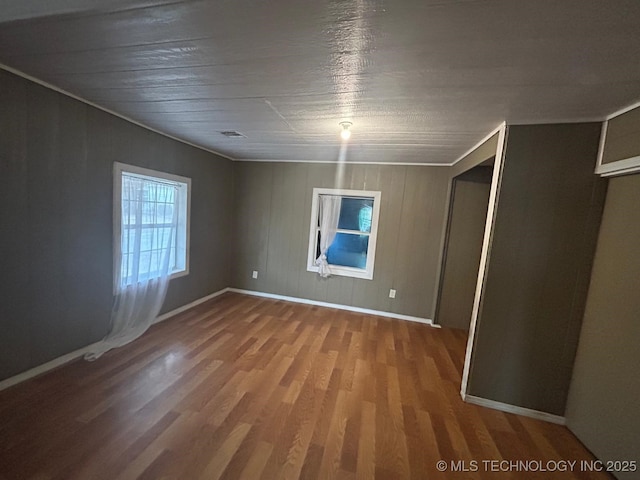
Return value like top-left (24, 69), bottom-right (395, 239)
top-left (435, 160), bottom-right (494, 331)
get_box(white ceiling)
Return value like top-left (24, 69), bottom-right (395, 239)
top-left (1, 0), bottom-right (639, 164)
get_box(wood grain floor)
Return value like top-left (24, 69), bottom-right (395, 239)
top-left (0, 293), bottom-right (609, 480)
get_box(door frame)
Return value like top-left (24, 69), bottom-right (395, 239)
top-left (459, 123), bottom-right (508, 398)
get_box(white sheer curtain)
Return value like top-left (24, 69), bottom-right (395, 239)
top-left (315, 194), bottom-right (342, 278)
top-left (85, 175), bottom-right (178, 360)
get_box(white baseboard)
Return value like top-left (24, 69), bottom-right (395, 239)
top-left (0, 287), bottom-right (230, 393)
top-left (154, 287), bottom-right (230, 324)
top-left (227, 288), bottom-right (439, 327)
top-left (462, 392), bottom-right (566, 425)
top-left (0, 341), bottom-right (102, 392)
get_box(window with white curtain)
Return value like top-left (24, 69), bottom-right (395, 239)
top-left (307, 188), bottom-right (381, 280)
top-left (113, 163), bottom-right (190, 289)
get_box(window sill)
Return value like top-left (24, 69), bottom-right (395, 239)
top-left (307, 265), bottom-right (373, 280)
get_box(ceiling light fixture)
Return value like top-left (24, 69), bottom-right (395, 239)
top-left (339, 121), bottom-right (352, 140)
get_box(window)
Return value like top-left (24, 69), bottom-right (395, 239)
top-left (307, 188), bottom-right (381, 280)
top-left (113, 163), bottom-right (190, 289)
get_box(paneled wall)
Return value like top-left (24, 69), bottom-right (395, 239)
top-left (0, 69), bottom-right (233, 381)
top-left (232, 162), bottom-right (451, 319)
top-left (566, 174), bottom-right (640, 480)
top-left (437, 168), bottom-right (492, 330)
top-left (466, 123), bottom-right (607, 415)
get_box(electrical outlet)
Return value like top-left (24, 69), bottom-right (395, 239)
top-left (389, 289), bottom-right (396, 299)
top-left (252, 270), bottom-right (258, 279)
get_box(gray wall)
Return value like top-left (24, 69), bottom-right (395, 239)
top-left (0, 69), bottom-right (233, 381)
top-left (466, 123), bottom-right (607, 415)
top-left (232, 162), bottom-right (451, 319)
top-left (437, 169), bottom-right (492, 330)
top-left (566, 174), bottom-right (640, 480)
top-left (602, 105), bottom-right (640, 164)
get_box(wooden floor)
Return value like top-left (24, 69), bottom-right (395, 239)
top-left (0, 293), bottom-right (608, 480)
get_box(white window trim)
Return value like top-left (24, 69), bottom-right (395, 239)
top-left (307, 187), bottom-right (381, 280)
top-left (113, 162), bottom-right (191, 293)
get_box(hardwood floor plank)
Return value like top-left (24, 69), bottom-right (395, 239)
top-left (385, 364), bottom-right (411, 478)
top-left (318, 389), bottom-right (349, 480)
top-left (115, 410), bottom-right (192, 480)
top-left (278, 376), bottom-right (328, 479)
top-left (80, 409), bottom-right (180, 480)
top-left (401, 405), bottom-right (429, 480)
top-left (415, 409), bottom-right (448, 480)
top-left (310, 367), bottom-right (343, 448)
top-left (237, 440), bottom-right (273, 480)
top-left (356, 400), bottom-right (376, 480)
top-left (299, 443), bottom-right (324, 480)
top-left (201, 422), bottom-right (252, 480)
top-left (0, 293), bottom-right (609, 480)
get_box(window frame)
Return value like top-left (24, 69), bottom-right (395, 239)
top-left (113, 162), bottom-right (191, 292)
top-left (306, 187), bottom-right (381, 280)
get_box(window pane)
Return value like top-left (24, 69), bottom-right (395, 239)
top-left (316, 230), bottom-right (321, 259)
top-left (327, 232), bottom-right (369, 269)
top-left (337, 197), bottom-right (373, 233)
top-left (157, 203), bottom-right (174, 223)
top-left (138, 251), bottom-right (152, 275)
top-left (121, 252), bottom-right (130, 279)
top-left (122, 228), bottom-right (135, 254)
top-left (142, 201), bottom-right (156, 224)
